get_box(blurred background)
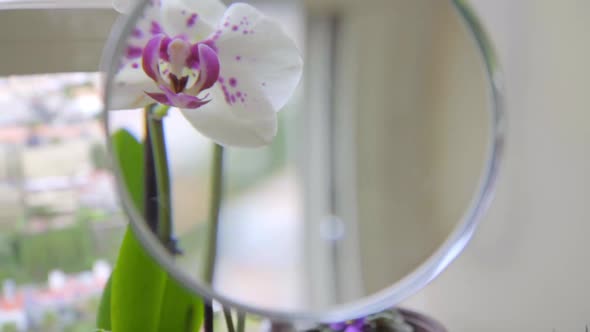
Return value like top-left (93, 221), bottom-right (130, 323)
top-left (0, 0), bottom-right (589, 331)
top-left (0, 8), bottom-right (121, 332)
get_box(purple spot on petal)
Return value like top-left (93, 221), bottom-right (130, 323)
top-left (221, 85), bottom-right (231, 104)
top-left (150, 21), bottom-right (163, 35)
top-left (243, 30), bottom-right (248, 35)
top-left (236, 91), bottom-right (242, 97)
top-left (126, 46), bottom-right (142, 59)
top-left (132, 28), bottom-right (143, 39)
top-left (232, 25), bottom-right (239, 31)
top-left (218, 77), bottom-right (225, 84)
top-left (132, 63), bottom-right (139, 69)
top-left (231, 95), bottom-right (236, 103)
top-left (224, 21), bottom-right (230, 27)
top-left (235, 55), bottom-right (242, 61)
top-left (229, 78), bottom-right (237, 87)
top-left (187, 13), bottom-right (198, 27)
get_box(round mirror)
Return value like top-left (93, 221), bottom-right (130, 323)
top-left (103, 0), bottom-right (503, 322)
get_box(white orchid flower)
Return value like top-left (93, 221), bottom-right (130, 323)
top-left (111, 0), bottom-right (303, 147)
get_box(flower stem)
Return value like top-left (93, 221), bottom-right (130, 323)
top-left (146, 105), bottom-right (174, 252)
top-left (223, 308), bottom-right (236, 332)
top-left (205, 303), bottom-right (214, 332)
top-left (203, 143), bottom-right (225, 332)
top-left (143, 107), bottom-right (158, 233)
top-left (237, 312), bottom-right (245, 332)
top-left (204, 143), bottom-right (224, 283)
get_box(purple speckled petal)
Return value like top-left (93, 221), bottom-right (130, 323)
top-left (187, 43), bottom-right (220, 93)
top-left (158, 0), bottom-right (225, 42)
top-left (213, 3), bottom-right (302, 112)
top-left (144, 91), bottom-right (171, 105)
top-left (142, 34), bottom-right (166, 82)
top-left (157, 85), bottom-right (210, 109)
top-left (179, 82), bottom-right (277, 147)
top-left (159, 36), bottom-right (172, 62)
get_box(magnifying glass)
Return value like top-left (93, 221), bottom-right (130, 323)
top-left (103, 0), bottom-right (503, 323)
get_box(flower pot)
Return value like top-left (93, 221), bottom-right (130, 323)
top-left (275, 308), bottom-right (447, 332)
top-left (398, 308), bottom-right (447, 332)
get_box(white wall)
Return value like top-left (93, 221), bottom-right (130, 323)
top-left (404, 1), bottom-right (590, 330)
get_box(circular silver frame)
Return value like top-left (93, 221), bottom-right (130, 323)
top-left (102, 0), bottom-right (505, 322)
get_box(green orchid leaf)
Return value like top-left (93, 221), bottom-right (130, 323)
top-left (110, 128), bottom-right (166, 332)
top-left (96, 275), bottom-right (112, 330)
top-left (107, 127), bottom-right (205, 332)
top-left (159, 276), bottom-right (204, 332)
top-left (111, 129), bottom-right (145, 211)
top-left (112, 228), bottom-right (167, 332)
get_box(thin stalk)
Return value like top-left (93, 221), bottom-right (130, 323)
top-left (205, 302), bottom-right (214, 332)
top-left (147, 108), bottom-right (174, 252)
top-left (237, 312), bottom-right (245, 332)
top-left (143, 106), bottom-right (158, 233)
top-left (203, 143), bottom-right (225, 332)
top-left (203, 143), bottom-right (224, 282)
top-left (223, 308), bottom-right (236, 332)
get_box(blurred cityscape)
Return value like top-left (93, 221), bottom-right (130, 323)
top-left (0, 73), bottom-right (124, 331)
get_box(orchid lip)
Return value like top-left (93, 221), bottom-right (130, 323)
top-left (141, 34), bottom-right (220, 108)
top-left (146, 85), bottom-right (211, 109)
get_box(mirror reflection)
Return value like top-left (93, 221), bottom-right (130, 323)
top-left (105, 0), bottom-right (493, 317)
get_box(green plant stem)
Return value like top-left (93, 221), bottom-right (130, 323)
top-left (147, 108), bottom-right (173, 250)
top-left (143, 107), bottom-right (158, 233)
top-left (205, 303), bottom-right (214, 332)
top-left (203, 143), bottom-right (225, 332)
top-left (223, 308), bottom-right (236, 332)
top-left (204, 143), bottom-right (224, 282)
top-left (237, 312), bottom-right (245, 332)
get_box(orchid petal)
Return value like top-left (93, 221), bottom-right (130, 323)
top-left (214, 3), bottom-right (303, 111)
top-left (111, 62), bottom-right (159, 110)
top-left (180, 84), bottom-right (277, 147)
top-left (117, 2), bottom-right (166, 72)
top-left (144, 91), bottom-right (170, 105)
top-left (158, 85), bottom-right (210, 109)
top-left (186, 43), bottom-right (221, 94)
top-left (142, 34), bottom-right (165, 82)
top-left (159, 0), bottom-right (225, 42)
top-left (175, 0), bottom-right (226, 27)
